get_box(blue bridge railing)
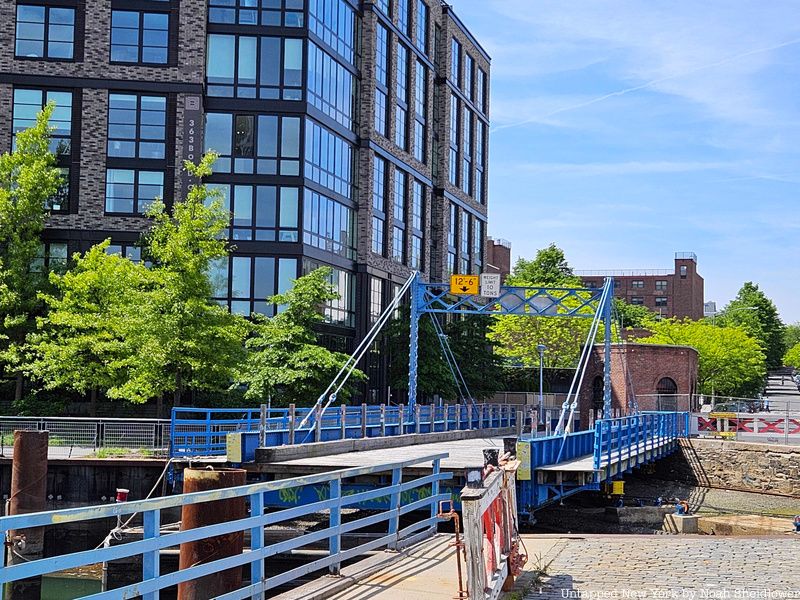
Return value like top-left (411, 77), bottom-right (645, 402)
top-left (593, 411), bottom-right (690, 470)
top-left (170, 403), bottom-right (517, 459)
top-left (0, 454), bottom-right (451, 599)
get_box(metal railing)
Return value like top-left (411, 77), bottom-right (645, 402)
top-left (0, 453), bottom-right (450, 599)
top-left (692, 412), bottom-right (800, 445)
top-left (170, 403), bottom-right (517, 459)
top-left (593, 411), bottom-right (689, 470)
top-left (0, 416), bottom-right (170, 453)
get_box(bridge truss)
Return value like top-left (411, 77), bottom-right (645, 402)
top-left (408, 273), bottom-right (616, 425)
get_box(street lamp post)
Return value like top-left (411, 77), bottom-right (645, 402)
top-left (537, 344), bottom-right (546, 429)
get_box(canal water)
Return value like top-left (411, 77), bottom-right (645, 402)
top-left (42, 576), bottom-right (102, 599)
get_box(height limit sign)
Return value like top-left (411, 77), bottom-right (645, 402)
top-left (450, 274), bottom-right (479, 295)
top-left (480, 273), bottom-right (502, 297)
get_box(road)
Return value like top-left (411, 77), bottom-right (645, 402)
top-left (763, 369), bottom-right (800, 412)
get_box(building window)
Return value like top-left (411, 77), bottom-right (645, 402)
top-left (449, 94), bottom-right (458, 186)
top-left (395, 43), bottom-right (409, 150)
top-left (372, 156), bottom-right (387, 255)
top-left (476, 67), bottom-right (487, 114)
top-left (108, 94), bottom-right (167, 160)
top-left (413, 61), bottom-right (427, 162)
top-left (307, 42), bottom-right (355, 130)
top-left (105, 169), bottom-right (164, 214)
top-left (461, 109), bottom-right (472, 195)
top-left (15, 5), bottom-right (75, 60)
top-left (208, 184), bottom-right (299, 242)
top-left (631, 280), bottom-right (644, 289)
top-left (32, 242), bottom-right (68, 272)
top-left (460, 210), bottom-right (469, 273)
top-left (447, 203), bottom-right (456, 248)
top-left (656, 377), bottom-right (678, 411)
top-left (370, 277), bottom-right (383, 324)
top-left (111, 10), bottom-right (169, 64)
top-left (392, 170), bottom-right (406, 263)
top-left (105, 243), bottom-right (142, 262)
top-left (206, 34), bottom-right (303, 100)
top-left (305, 119), bottom-right (354, 199)
top-left (209, 0), bottom-right (304, 28)
top-left (450, 38), bottom-right (460, 86)
top-left (308, 0), bottom-right (356, 64)
top-left (375, 0), bottom-right (390, 16)
top-left (303, 260), bottom-right (355, 327)
top-left (211, 255), bottom-right (297, 316)
top-left (410, 180), bottom-right (424, 270)
top-left (205, 112), bottom-right (300, 176)
top-left (303, 189), bottom-right (356, 259)
top-left (416, 0), bottom-right (428, 55)
top-left (397, 0), bottom-right (410, 35)
top-left (464, 54), bottom-right (473, 101)
top-left (630, 296), bottom-right (644, 305)
top-left (12, 88), bottom-right (73, 210)
top-left (591, 375), bottom-right (604, 410)
top-left (656, 280), bottom-right (668, 291)
top-left (680, 265), bottom-right (687, 278)
top-left (655, 297), bottom-right (668, 307)
top-left (475, 121), bottom-right (485, 202)
top-left (472, 218), bottom-right (483, 274)
top-left (374, 24), bottom-right (390, 137)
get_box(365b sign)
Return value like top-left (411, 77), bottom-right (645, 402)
top-left (181, 95), bottom-right (204, 193)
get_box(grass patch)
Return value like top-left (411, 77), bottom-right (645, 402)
top-left (92, 447), bottom-right (166, 459)
top-left (1, 433), bottom-right (67, 446)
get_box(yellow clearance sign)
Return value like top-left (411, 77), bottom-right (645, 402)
top-left (449, 274), bottom-right (479, 295)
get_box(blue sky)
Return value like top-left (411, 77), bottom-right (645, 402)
top-left (450, 1), bottom-right (800, 323)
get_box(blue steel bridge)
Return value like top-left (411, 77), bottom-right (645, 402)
top-left (0, 275), bottom-right (690, 598)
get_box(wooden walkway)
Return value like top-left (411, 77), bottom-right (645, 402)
top-left (257, 437), bottom-right (507, 475)
top-left (537, 435), bottom-right (675, 473)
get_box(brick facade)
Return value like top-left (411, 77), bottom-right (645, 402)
top-left (579, 253), bottom-right (705, 320)
top-left (579, 343), bottom-right (699, 424)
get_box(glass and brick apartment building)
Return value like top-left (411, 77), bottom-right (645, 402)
top-left (0, 0), bottom-right (490, 402)
top-left (578, 252), bottom-right (705, 321)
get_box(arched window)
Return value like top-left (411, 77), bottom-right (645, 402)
top-left (591, 376), bottom-right (604, 410)
top-left (656, 377), bottom-right (678, 411)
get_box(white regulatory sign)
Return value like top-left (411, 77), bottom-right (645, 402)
top-left (480, 273), bottom-right (502, 298)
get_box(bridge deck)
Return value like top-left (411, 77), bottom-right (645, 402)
top-left (537, 434), bottom-right (675, 472)
top-left (255, 437), bottom-right (506, 475)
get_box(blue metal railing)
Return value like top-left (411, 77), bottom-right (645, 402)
top-left (170, 403), bottom-right (517, 458)
top-left (593, 411), bottom-right (689, 470)
top-left (0, 454), bottom-right (451, 599)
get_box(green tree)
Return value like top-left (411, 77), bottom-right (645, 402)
top-left (122, 153), bottom-right (249, 407)
top-left (490, 244), bottom-right (598, 374)
top-left (784, 323), bottom-right (800, 353)
top-left (506, 243), bottom-right (581, 287)
top-left (639, 319), bottom-right (766, 397)
top-left (715, 282), bottom-right (785, 370)
top-left (237, 267), bottom-right (365, 406)
top-left (784, 343), bottom-right (800, 370)
top-left (0, 103), bottom-right (64, 401)
top-left (387, 311), bottom-right (502, 402)
top-left (23, 242), bottom-right (155, 414)
top-left (613, 298), bottom-right (657, 329)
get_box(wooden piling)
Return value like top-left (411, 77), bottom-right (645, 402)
top-left (177, 468), bottom-right (247, 600)
top-left (5, 430), bottom-right (48, 600)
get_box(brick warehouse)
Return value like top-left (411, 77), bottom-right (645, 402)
top-left (578, 252), bottom-right (705, 320)
top-left (0, 0), bottom-right (491, 404)
top-left (579, 343), bottom-right (699, 426)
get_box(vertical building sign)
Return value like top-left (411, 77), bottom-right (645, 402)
top-left (182, 95), bottom-right (203, 196)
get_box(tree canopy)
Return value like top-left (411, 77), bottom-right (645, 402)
top-left (489, 244), bottom-right (599, 372)
top-left (784, 343), bottom-right (800, 370)
top-left (639, 319), bottom-right (766, 397)
top-left (237, 267), bottom-right (365, 406)
top-left (613, 298), bottom-right (657, 329)
top-left (0, 103), bottom-right (64, 399)
top-left (784, 323), bottom-right (800, 354)
top-left (715, 282), bottom-right (785, 370)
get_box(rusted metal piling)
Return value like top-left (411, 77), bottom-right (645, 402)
top-left (177, 468), bottom-right (247, 600)
top-left (5, 430), bottom-right (49, 600)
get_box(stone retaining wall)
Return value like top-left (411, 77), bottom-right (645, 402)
top-left (652, 437), bottom-right (800, 497)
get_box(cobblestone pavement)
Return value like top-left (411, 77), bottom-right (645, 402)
top-left (528, 536), bottom-right (800, 600)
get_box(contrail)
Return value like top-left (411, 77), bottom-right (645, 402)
top-left (491, 36), bottom-right (800, 132)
